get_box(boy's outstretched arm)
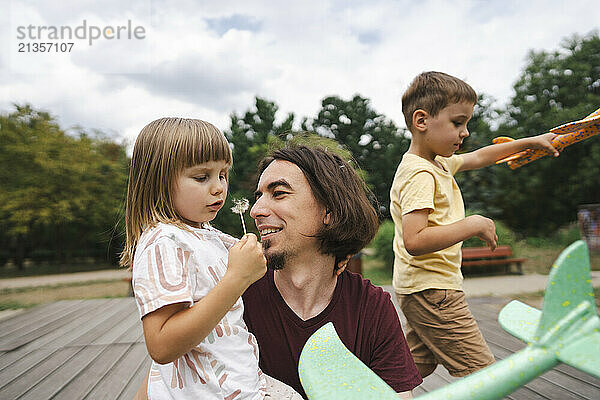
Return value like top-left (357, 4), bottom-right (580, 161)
top-left (403, 209), bottom-right (498, 256)
top-left (459, 133), bottom-right (558, 172)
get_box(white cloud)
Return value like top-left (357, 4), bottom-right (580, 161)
top-left (0, 0), bottom-right (598, 145)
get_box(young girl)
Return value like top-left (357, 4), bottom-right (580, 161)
top-left (121, 117), bottom-right (268, 399)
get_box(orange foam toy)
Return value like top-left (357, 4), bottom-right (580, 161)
top-left (494, 107), bottom-right (600, 169)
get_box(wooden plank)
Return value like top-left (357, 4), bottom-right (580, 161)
top-left (483, 329), bottom-right (600, 399)
top-left (552, 364), bottom-right (600, 391)
top-left (506, 386), bottom-right (552, 400)
top-left (0, 299), bottom-right (109, 372)
top-left (91, 306), bottom-right (141, 345)
top-left (477, 315), bottom-right (599, 399)
top-left (461, 246), bottom-right (525, 274)
top-left (19, 345), bottom-right (109, 400)
top-left (0, 300), bottom-right (79, 332)
top-left (52, 343), bottom-right (133, 399)
top-left (0, 299), bottom-right (116, 352)
top-left (477, 316), bottom-right (600, 389)
top-left (113, 300), bottom-right (145, 344)
top-left (416, 365), bottom-right (454, 393)
top-left (0, 299), bottom-right (85, 343)
top-left (486, 342), bottom-right (588, 400)
top-left (116, 325), bottom-right (145, 344)
top-left (83, 343), bottom-right (149, 400)
top-left (0, 300), bottom-right (107, 351)
top-left (1, 296), bottom-right (597, 400)
top-left (118, 353), bottom-right (152, 400)
top-left (65, 298), bottom-right (140, 347)
top-left (0, 347), bottom-right (57, 390)
top-left (0, 346), bottom-right (80, 399)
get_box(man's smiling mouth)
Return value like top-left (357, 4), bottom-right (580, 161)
top-left (259, 228), bottom-right (282, 237)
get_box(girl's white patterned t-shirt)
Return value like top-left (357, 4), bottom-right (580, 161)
top-left (132, 222), bottom-right (266, 399)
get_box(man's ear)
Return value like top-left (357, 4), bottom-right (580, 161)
top-left (335, 255), bottom-right (352, 276)
top-left (412, 109), bottom-right (428, 132)
top-left (323, 210), bottom-right (331, 225)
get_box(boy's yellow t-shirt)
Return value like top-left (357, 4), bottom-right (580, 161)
top-left (390, 153), bottom-right (465, 294)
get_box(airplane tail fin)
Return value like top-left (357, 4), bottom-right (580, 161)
top-left (498, 240), bottom-right (600, 378)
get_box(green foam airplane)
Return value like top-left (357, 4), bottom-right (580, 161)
top-left (298, 240), bottom-right (600, 399)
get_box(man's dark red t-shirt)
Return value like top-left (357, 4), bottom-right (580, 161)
top-left (243, 269), bottom-right (422, 398)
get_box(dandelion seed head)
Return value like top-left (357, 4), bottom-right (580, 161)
top-left (231, 198), bottom-right (250, 215)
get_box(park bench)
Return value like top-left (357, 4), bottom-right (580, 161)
top-left (461, 245), bottom-right (526, 275)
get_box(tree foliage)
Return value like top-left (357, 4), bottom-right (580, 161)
top-left (308, 95), bottom-right (410, 214)
top-left (3, 32), bottom-right (598, 269)
top-left (458, 32), bottom-right (600, 235)
top-left (0, 105), bottom-right (129, 267)
top-left (215, 98), bottom-right (291, 237)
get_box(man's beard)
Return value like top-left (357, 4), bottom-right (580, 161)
top-left (262, 239), bottom-right (286, 270)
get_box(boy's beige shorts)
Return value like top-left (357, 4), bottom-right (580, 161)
top-left (397, 289), bottom-right (495, 377)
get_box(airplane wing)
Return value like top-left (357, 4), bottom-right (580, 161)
top-left (550, 107), bottom-right (600, 134)
top-left (558, 331), bottom-right (600, 379)
top-left (493, 107), bottom-right (600, 168)
top-left (498, 300), bottom-right (541, 343)
top-left (298, 322), bottom-right (398, 400)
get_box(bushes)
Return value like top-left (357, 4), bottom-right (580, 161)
top-left (463, 216), bottom-right (518, 248)
top-left (370, 220), bottom-right (396, 272)
top-left (371, 216), bottom-right (530, 269)
top-left (524, 223), bottom-right (581, 248)
top-left (370, 217), bottom-right (519, 272)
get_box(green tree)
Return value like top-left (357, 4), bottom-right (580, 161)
top-left (309, 95), bottom-right (410, 215)
top-left (0, 104), bottom-right (129, 268)
top-left (456, 94), bottom-right (507, 217)
top-left (476, 32), bottom-right (600, 235)
top-left (215, 97), bottom-right (293, 236)
top-left (215, 96), bottom-right (361, 237)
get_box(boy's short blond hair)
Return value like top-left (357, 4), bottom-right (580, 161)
top-left (402, 71), bottom-right (477, 131)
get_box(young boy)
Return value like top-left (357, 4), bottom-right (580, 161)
top-left (390, 71), bottom-right (559, 379)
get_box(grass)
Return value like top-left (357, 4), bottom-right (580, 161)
top-left (362, 240), bottom-right (600, 287)
top-left (0, 280), bottom-right (130, 310)
top-left (0, 262), bottom-right (116, 279)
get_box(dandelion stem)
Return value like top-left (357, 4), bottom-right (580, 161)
top-left (240, 214), bottom-right (247, 235)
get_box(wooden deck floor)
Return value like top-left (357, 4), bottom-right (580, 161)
top-left (0, 295), bottom-right (599, 399)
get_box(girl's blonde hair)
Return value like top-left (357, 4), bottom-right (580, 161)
top-left (120, 117), bottom-right (232, 269)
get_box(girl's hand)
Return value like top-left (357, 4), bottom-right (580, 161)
top-left (226, 233), bottom-right (267, 288)
top-left (528, 133), bottom-right (559, 157)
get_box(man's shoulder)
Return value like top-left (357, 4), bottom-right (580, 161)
top-left (342, 271), bottom-right (392, 305)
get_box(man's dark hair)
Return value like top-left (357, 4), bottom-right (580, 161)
top-left (258, 145), bottom-right (379, 267)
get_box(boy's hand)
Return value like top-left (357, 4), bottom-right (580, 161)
top-left (527, 133), bottom-right (559, 157)
top-left (465, 215), bottom-right (498, 250)
top-left (226, 233), bottom-right (267, 287)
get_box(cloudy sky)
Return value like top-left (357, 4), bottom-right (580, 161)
top-left (0, 0), bottom-right (598, 146)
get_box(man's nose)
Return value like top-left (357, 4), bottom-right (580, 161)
top-left (250, 196), bottom-right (268, 219)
